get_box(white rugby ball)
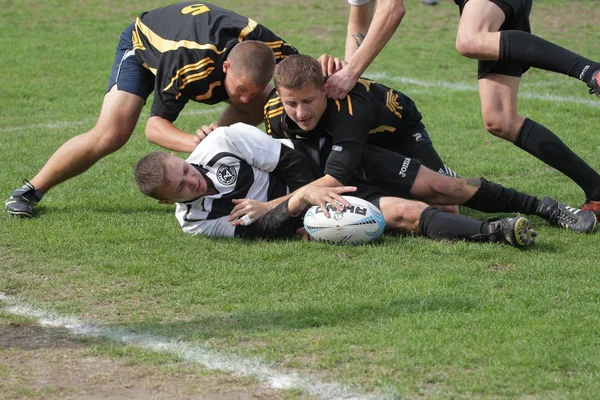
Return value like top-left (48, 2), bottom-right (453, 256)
top-left (303, 196), bottom-right (386, 245)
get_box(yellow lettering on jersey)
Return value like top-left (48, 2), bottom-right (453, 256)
top-left (193, 81), bottom-right (222, 101)
top-left (334, 100), bottom-right (341, 112)
top-left (135, 17), bottom-right (226, 54)
top-left (238, 18), bottom-right (258, 42)
top-left (386, 90), bottom-right (403, 119)
top-left (181, 4), bottom-right (210, 16)
top-left (369, 125), bottom-right (396, 134)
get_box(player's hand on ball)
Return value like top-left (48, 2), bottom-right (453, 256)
top-left (291, 185), bottom-right (357, 218)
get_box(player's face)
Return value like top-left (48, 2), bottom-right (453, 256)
top-left (223, 62), bottom-right (264, 104)
top-left (277, 83), bottom-right (327, 131)
top-left (158, 155), bottom-right (211, 203)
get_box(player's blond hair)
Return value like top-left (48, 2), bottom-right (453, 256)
top-left (273, 54), bottom-right (324, 90)
top-left (134, 152), bottom-right (169, 200)
top-left (228, 40), bottom-right (276, 87)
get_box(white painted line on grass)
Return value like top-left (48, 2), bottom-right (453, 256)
top-left (0, 292), bottom-right (396, 400)
top-left (2, 74), bottom-right (598, 134)
top-left (0, 107), bottom-right (224, 134)
top-left (368, 73), bottom-right (600, 107)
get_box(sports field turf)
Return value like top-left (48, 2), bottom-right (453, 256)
top-left (2, 0), bottom-right (600, 398)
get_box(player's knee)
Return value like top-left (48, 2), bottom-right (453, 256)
top-left (88, 126), bottom-right (132, 155)
top-left (481, 112), bottom-right (512, 139)
top-left (455, 34), bottom-right (480, 59)
top-left (382, 199), bottom-right (426, 232)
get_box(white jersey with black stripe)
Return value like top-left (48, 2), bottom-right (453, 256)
top-left (175, 123), bottom-right (292, 237)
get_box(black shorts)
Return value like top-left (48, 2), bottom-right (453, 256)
top-left (352, 144), bottom-right (422, 200)
top-left (105, 23), bottom-right (155, 98)
top-left (456, 0), bottom-right (532, 78)
top-left (368, 122), bottom-right (450, 176)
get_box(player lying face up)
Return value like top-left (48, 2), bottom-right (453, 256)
top-left (135, 123), bottom-right (546, 247)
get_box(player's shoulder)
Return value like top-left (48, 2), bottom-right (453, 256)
top-left (264, 90), bottom-right (285, 136)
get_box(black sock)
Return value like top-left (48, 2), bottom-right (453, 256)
top-left (463, 178), bottom-right (540, 214)
top-left (500, 30), bottom-right (600, 82)
top-left (515, 119), bottom-right (600, 200)
top-left (419, 206), bottom-right (487, 241)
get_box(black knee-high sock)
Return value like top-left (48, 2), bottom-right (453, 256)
top-left (500, 30), bottom-right (600, 82)
top-left (463, 178), bottom-right (540, 214)
top-left (515, 118), bottom-right (600, 200)
top-left (419, 206), bottom-right (489, 241)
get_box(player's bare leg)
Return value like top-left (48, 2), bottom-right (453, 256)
top-left (455, 0), bottom-right (504, 61)
top-left (379, 197), bottom-right (536, 247)
top-left (5, 86), bottom-right (144, 217)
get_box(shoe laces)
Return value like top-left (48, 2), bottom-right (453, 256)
top-left (549, 204), bottom-right (578, 226)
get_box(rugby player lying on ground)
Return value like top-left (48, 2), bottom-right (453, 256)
top-left (134, 123), bottom-right (592, 246)
top-left (265, 54), bottom-right (596, 235)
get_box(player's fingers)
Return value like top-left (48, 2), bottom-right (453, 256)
top-left (334, 57), bottom-right (344, 72)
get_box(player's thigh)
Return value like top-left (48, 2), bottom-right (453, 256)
top-left (456, 0), bottom-right (505, 59)
top-left (95, 86), bottom-right (146, 142)
top-left (478, 73), bottom-right (523, 137)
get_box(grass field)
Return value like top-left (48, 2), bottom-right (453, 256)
top-left (2, 0), bottom-right (600, 398)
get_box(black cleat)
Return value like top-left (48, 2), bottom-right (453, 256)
top-left (536, 196), bottom-right (596, 233)
top-left (5, 180), bottom-right (43, 218)
top-left (587, 69), bottom-right (600, 97)
top-left (487, 216), bottom-right (537, 248)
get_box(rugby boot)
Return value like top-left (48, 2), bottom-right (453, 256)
top-left (535, 196), bottom-right (596, 233)
top-left (486, 216), bottom-right (537, 248)
top-left (587, 69), bottom-right (600, 97)
top-left (5, 180), bottom-right (43, 218)
top-left (582, 199), bottom-right (600, 221)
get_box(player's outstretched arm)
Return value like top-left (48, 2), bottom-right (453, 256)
top-left (145, 116), bottom-right (200, 153)
top-left (327, 0), bottom-right (405, 99)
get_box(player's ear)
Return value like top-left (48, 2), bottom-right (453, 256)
top-left (223, 60), bottom-right (230, 74)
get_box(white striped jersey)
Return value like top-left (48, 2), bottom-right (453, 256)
top-left (175, 123), bottom-right (294, 237)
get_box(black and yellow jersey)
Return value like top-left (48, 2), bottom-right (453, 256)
top-left (133, 2), bottom-right (298, 121)
top-left (264, 78), bottom-right (424, 183)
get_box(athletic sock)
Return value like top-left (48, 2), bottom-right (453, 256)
top-left (463, 178), bottom-right (540, 214)
top-left (419, 206), bottom-right (487, 241)
top-left (515, 118), bottom-right (600, 200)
top-left (500, 30), bottom-right (600, 82)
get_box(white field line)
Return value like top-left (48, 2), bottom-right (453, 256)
top-left (0, 107), bottom-right (225, 134)
top-left (0, 293), bottom-right (396, 400)
top-left (2, 74), bottom-right (597, 134)
top-left (368, 73), bottom-right (600, 107)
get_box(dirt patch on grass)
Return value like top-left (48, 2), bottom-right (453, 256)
top-left (0, 319), bottom-right (290, 400)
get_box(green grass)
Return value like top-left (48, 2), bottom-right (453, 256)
top-left (2, 0), bottom-right (600, 398)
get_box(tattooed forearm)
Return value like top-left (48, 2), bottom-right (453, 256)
top-left (352, 32), bottom-right (366, 48)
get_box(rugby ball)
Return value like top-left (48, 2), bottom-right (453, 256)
top-left (303, 196), bottom-right (386, 245)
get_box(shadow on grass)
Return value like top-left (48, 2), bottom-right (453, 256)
top-left (122, 295), bottom-right (477, 340)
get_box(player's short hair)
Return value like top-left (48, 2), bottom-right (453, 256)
top-left (273, 54), bottom-right (324, 90)
top-left (228, 40), bottom-right (276, 87)
top-left (134, 152), bottom-right (169, 200)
